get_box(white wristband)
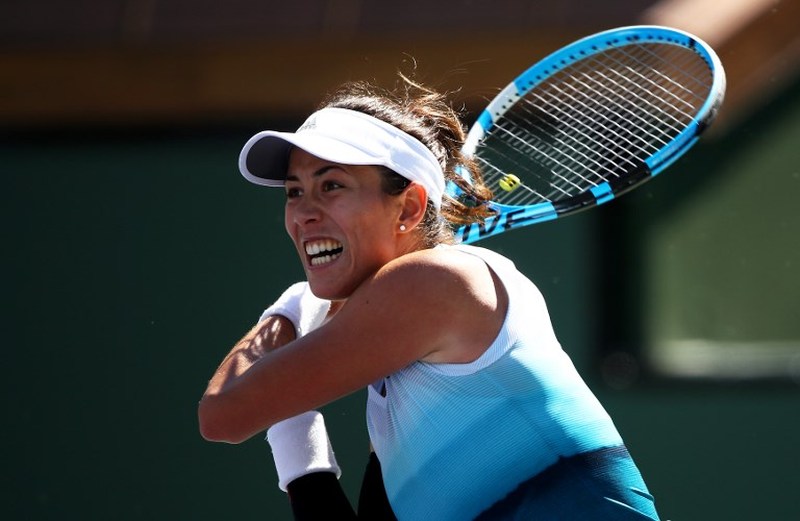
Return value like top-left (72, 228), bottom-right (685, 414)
top-left (266, 411), bottom-right (341, 492)
top-left (259, 282), bottom-right (330, 337)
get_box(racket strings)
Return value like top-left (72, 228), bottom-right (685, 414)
top-left (564, 60), bottom-right (682, 160)
top-left (479, 42), bottom-right (714, 206)
top-left (484, 83), bottom-right (648, 201)
top-left (492, 112), bottom-right (598, 197)
top-left (488, 83), bottom-right (644, 202)
top-left (628, 43), bottom-right (713, 103)
top-left (529, 81), bottom-right (647, 169)
top-left (539, 50), bottom-right (697, 178)
top-left (484, 86), bottom-right (638, 204)
top-left (596, 46), bottom-right (709, 134)
top-left (577, 66), bottom-right (682, 144)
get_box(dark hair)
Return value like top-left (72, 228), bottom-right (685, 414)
top-left (318, 76), bottom-right (493, 247)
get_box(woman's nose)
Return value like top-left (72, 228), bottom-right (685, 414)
top-left (292, 194), bottom-right (323, 225)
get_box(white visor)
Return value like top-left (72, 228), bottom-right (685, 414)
top-left (238, 107), bottom-right (445, 210)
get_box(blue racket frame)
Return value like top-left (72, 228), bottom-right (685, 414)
top-left (453, 25), bottom-right (726, 244)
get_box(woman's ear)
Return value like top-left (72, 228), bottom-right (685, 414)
top-left (397, 182), bottom-right (428, 231)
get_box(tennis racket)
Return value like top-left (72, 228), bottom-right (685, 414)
top-left (452, 25), bottom-right (726, 244)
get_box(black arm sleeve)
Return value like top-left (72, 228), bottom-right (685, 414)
top-left (286, 472), bottom-right (357, 520)
top-left (284, 452), bottom-right (396, 520)
top-left (356, 452), bottom-right (396, 520)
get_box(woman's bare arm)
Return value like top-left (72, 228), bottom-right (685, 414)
top-left (198, 249), bottom-right (505, 444)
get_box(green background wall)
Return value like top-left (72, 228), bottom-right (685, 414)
top-left (4, 79), bottom-right (799, 520)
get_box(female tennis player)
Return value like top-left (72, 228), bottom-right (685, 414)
top-left (198, 78), bottom-right (661, 520)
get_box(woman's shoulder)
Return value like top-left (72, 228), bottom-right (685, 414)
top-left (381, 244), bottom-right (493, 287)
top-left (356, 246), bottom-right (504, 327)
top-left (371, 246), bottom-right (508, 361)
top-left (389, 244), bottom-right (520, 287)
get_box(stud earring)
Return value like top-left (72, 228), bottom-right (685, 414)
top-left (399, 224), bottom-right (407, 231)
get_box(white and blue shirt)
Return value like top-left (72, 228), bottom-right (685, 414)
top-left (366, 245), bottom-right (657, 520)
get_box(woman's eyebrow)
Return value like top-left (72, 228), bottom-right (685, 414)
top-left (285, 165), bottom-right (340, 183)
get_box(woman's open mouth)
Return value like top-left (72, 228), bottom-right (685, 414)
top-left (305, 239), bottom-right (344, 267)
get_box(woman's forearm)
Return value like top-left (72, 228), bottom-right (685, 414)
top-left (198, 315), bottom-right (295, 442)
